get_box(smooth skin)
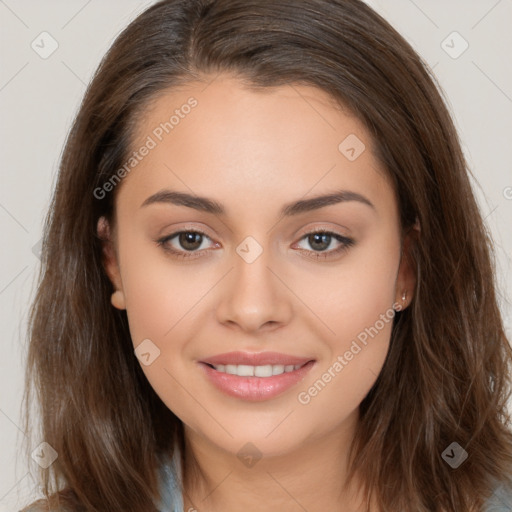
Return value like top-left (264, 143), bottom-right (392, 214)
top-left (98, 74), bottom-right (418, 512)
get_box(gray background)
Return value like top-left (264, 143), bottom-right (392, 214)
top-left (0, 1), bottom-right (511, 509)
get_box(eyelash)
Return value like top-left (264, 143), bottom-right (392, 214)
top-left (156, 227), bottom-right (355, 261)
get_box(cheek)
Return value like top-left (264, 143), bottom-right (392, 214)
top-left (283, 242), bottom-right (401, 440)
top-left (117, 237), bottom-right (208, 427)
top-left (291, 226), bottom-right (401, 350)
top-left (117, 232), bottom-right (218, 413)
top-left (118, 229), bottom-right (208, 345)
top-left (294, 295), bottom-right (398, 432)
top-left (293, 230), bottom-right (400, 411)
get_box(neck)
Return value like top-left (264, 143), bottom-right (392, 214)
top-left (180, 410), bottom-right (378, 512)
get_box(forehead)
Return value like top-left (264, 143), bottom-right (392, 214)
top-left (134, 75), bottom-right (365, 148)
top-left (117, 75), bottom-right (395, 219)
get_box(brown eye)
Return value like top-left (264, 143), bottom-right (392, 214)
top-left (177, 232), bottom-right (203, 251)
top-left (157, 230), bottom-right (215, 259)
top-left (307, 232), bottom-right (333, 252)
top-left (294, 230), bottom-right (355, 260)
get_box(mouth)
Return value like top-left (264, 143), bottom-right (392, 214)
top-left (198, 352), bottom-right (316, 401)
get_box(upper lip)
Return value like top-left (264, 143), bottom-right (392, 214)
top-left (200, 351), bottom-right (314, 366)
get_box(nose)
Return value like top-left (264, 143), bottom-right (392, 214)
top-left (215, 243), bottom-right (293, 334)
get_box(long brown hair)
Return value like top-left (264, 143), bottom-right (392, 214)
top-left (22, 0), bottom-right (512, 510)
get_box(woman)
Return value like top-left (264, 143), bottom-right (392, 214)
top-left (22, 0), bottom-right (512, 510)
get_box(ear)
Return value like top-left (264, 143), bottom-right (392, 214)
top-left (395, 218), bottom-right (420, 311)
top-left (97, 216), bottom-right (126, 310)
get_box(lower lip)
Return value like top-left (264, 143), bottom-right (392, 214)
top-left (198, 361), bottom-right (316, 401)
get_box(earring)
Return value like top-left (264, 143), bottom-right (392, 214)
top-left (399, 290), bottom-right (408, 311)
top-left (111, 290), bottom-right (126, 310)
top-left (393, 290), bottom-right (408, 311)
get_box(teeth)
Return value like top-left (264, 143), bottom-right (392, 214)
top-left (212, 363), bottom-right (303, 377)
top-left (237, 364), bottom-right (255, 376)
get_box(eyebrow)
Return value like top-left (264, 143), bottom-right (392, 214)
top-left (140, 188), bottom-right (376, 216)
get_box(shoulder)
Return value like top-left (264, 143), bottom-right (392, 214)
top-left (484, 481), bottom-right (512, 511)
top-left (19, 499), bottom-right (50, 512)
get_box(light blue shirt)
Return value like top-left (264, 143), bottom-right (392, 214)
top-left (156, 447), bottom-right (184, 512)
top-left (486, 482), bottom-right (512, 511)
top-left (155, 448), bottom-right (512, 512)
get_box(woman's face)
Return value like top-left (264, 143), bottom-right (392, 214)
top-left (99, 75), bottom-right (415, 458)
